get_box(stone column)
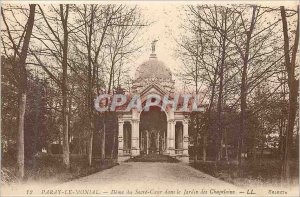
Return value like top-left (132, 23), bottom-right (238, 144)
top-left (169, 119), bottom-right (175, 156)
top-left (157, 132), bottom-right (160, 154)
top-left (166, 120), bottom-right (170, 154)
top-left (164, 130), bottom-right (166, 151)
top-left (183, 119), bottom-right (189, 156)
top-left (146, 130), bottom-right (149, 155)
top-left (131, 119), bottom-right (140, 156)
top-left (118, 120), bottom-right (124, 156)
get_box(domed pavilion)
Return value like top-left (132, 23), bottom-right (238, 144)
top-left (116, 43), bottom-right (191, 163)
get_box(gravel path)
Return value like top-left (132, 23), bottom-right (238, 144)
top-left (3, 162), bottom-right (298, 196)
top-left (56, 162), bottom-right (240, 194)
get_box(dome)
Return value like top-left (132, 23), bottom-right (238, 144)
top-left (135, 56), bottom-right (172, 80)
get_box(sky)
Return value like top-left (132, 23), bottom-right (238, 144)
top-left (3, 0), bottom-right (299, 91)
top-left (129, 3), bottom-right (184, 83)
top-left (120, 1), bottom-right (298, 90)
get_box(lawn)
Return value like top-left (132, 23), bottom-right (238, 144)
top-left (191, 158), bottom-right (299, 187)
top-left (1, 153), bottom-right (118, 184)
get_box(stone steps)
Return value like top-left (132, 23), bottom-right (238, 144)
top-left (126, 154), bottom-right (179, 163)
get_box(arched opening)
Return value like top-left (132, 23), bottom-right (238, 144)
top-left (175, 122), bottom-right (183, 151)
top-left (139, 106), bottom-right (167, 155)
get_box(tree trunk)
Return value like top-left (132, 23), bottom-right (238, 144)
top-left (88, 122), bottom-right (94, 165)
top-left (86, 5), bottom-right (95, 167)
top-left (238, 6), bottom-right (257, 171)
top-left (61, 5), bottom-right (70, 169)
top-left (203, 67), bottom-right (218, 161)
top-left (33, 81), bottom-right (41, 170)
top-left (15, 4), bottom-right (36, 179)
top-left (279, 71), bottom-right (287, 160)
top-left (68, 96), bottom-right (72, 150)
top-left (279, 118), bottom-right (285, 160)
top-left (111, 129), bottom-right (117, 159)
top-left (280, 6), bottom-right (299, 182)
top-left (260, 136), bottom-right (265, 159)
top-left (17, 93), bottom-right (26, 179)
top-left (217, 13), bottom-right (227, 161)
top-left (101, 118), bottom-right (106, 159)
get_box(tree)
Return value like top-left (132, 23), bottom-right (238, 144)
top-left (31, 4), bottom-right (72, 169)
top-left (2, 4), bottom-right (36, 179)
top-left (280, 6), bottom-right (299, 181)
top-left (178, 5), bottom-right (294, 169)
top-left (70, 4), bottom-right (145, 162)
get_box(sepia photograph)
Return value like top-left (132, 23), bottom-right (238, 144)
top-left (1, 0), bottom-right (299, 196)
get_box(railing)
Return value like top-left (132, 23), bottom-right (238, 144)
top-left (123, 149), bottom-right (131, 155)
top-left (175, 149), bottom-right (183, 155)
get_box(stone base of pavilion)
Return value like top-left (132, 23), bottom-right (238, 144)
top-left (117, 150), bottom-right (190, 163)
top-left (175, 156), bottom-right (189, 163)
top-left (117, 155), bottom-right (131, 162)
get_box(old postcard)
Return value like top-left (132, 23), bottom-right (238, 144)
top-left (1, 0), bottom-right (299, 196)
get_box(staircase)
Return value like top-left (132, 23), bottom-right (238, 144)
top-left (127, 154), bottom-right (179, 163)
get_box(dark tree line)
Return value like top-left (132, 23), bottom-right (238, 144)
top-left (177, 4), bottom-right (299, 181)
top-left (1, 4), bottom-right (145, 179)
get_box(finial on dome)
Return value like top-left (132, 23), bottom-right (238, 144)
top-left (150, 39), bottom-right (158, 59)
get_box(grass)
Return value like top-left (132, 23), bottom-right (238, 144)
top-left (1, 153), bottom-right (118, 184)
top-left (191, 158), bottom-right (299, 187)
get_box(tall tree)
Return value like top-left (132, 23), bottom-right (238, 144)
top-left (60, 4), bottom-right (70, 169)
top-left (280, 6), bottom-right (299, 181)
top-left (1, 4), bottom-right (36, 178)
top-left (179, 5), bottom-right (289, 166)
top-left (33, 4), bottom-right (71, 169)
top-left (237, 5), bottom-right (257, 169)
